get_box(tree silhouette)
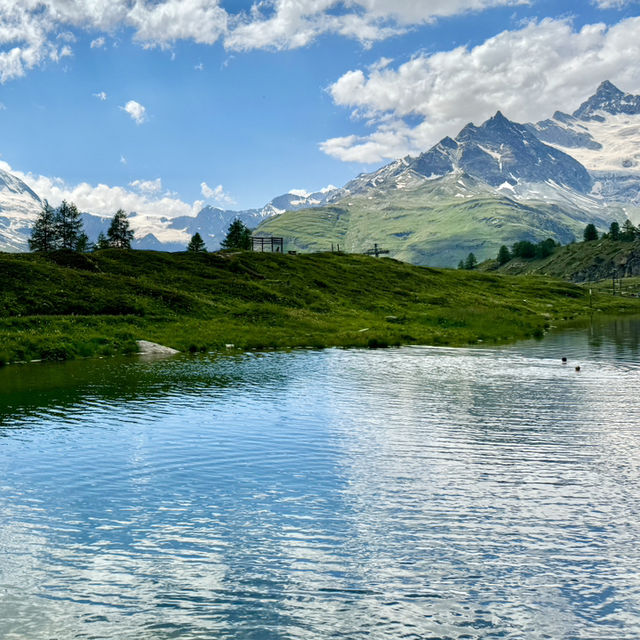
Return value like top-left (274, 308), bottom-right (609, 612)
top-left (55, 200), bottom-right (84, 250)
top-left (609, 221), bottom-right (620, 241)
top-left (221, 219), bottom-right (251, 250)
top-left (107, 209), bottom-right (134, 249)
top-left (187, 232), bottom-right (207, 252)
top-left (583, 223), bottom-right (598, 242)
top-left (497, 245), bottom-right (511, 265)
top-left (28, 201), bottom-right (58, 252)
top-left (464, 252), bottom-right (477, 270)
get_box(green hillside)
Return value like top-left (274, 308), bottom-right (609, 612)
top-left (1, 249), bottom-right (639, 365)
top-left (255, 175), bottom-right (617, 267)
top-left (490, 237), bottom-right (640, 284)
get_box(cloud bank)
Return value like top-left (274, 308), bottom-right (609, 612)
top-left (320, 16), bottom-right (640, 162)
top-left (0, 0), bottom-right (525, 81)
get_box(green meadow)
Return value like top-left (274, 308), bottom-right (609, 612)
top-left (2, 248), bottom-right (639, 364)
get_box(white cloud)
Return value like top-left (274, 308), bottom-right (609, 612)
top-left (93, 91), bottom-right (107, 101)
top-left (120, 100), bottom-right (147, 124)
top-left (201, 181), bottom-right (235, 205)
top-left (130, 178), bottom-right (163, 194)
top-left (321, 16), bottom-right (640, 163)
top-left (194, 62), bottom-right (204, 71)
top-left (592, 0), bottom-right (638, 7)
top-left (0, 160), bottom-right (202, 221)
top-left (120, 155), bottom-right (127, 165)
top-left (0, 0), bottom-right (527, 82)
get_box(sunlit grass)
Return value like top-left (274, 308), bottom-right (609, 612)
top-left (1, 248), bottom-right (639, 364)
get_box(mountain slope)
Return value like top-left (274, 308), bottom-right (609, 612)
top-left (257, 97), bottom-right (626, 266)
top-left (0, 168), bottom-right (43, 251)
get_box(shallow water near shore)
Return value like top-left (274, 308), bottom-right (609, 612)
top-left (1, 316), bottom-right (640, 639)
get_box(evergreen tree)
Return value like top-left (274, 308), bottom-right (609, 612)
top-left (497, 245), bottom-right (511, 265)
top-left (621, 219), bottom-right (638, 242)
top-left (55, 200), bottom-right (84, 250)
top-left (535, 238), bottom-right (557, 259)
top-left (609, 221), bottom-right (621, 241)
top-left (76, 232), bottom-right (92, 253)
top-left (187, 232), bottom-right (207, 252)
top-left (107, 209), bottom-right (134, 249)
top-left (464, 252), bottom-right (477, 270)
top-left (457, 260), bottom-right (465, 270)
top-left (512, 240), bottom-right (537, 259)
top-left (221, 219), bottom-right (252, 250)
top-left (28, 200), bottom-right (59, 252)
top-left (583, 223), bottom-right (598, 242)
top-left (95, 232), bottom-right (110, 250)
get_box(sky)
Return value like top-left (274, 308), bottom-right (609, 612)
top-left (0, 0), bottom-right (639, 218)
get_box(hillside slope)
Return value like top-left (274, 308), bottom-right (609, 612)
top-left (490, 238), bottom-right (640, 283)
top-left (256, 172), bottom-right (616, 266)
top-left (2, 249), bottom-right (638, 364)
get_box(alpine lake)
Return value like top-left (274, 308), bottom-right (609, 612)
top-left (2, 316), bottom-right (640, 639)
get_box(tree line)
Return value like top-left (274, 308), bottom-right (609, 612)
top-left (29, 201), bottom-right (253, 254)
top-left (29, 201), bottom-right (134, 252)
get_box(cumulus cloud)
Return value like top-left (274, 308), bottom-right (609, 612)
top-left (201, 181), bottom-right (235, 205)
top-left (0, 0), bottom-right (526, 82)
top-left (130, 178), bottom-right (163, 194)
top-left (0, 160), bottom-right (202, 221)
top-left (321, 16), bottom-right (640, 163)
top-left (93, 91), bottom-right (107, 100)
top-left (120, 100), bottom-right (147, 124)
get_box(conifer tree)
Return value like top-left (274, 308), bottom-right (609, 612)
top-left (28, 200), bottom-right (59, 252)
top-left (583, 223), bottom-right (598, 242)
top-left (464, 252), bottom-right (477, 270)
top-left (609, 221), bottom-right (620, 241)
top-left (76, 232), bottom-right (91, 253)
top-left (187, 232), bottom-right (207, 252)
top-left (221, 219), bottom-right (252, 250)
top-left (621, 219), bottom-right (638, 241)
top-left (95, 232), bottom-right (110, 250)
top-left (55, 200), bottom-right (84, 250)
top-left (107, 209), bottom-right (134, 249)
top-left (457, 260), bottom-right (465, 270)
top-left (497, 245), bottom-right (511, 265)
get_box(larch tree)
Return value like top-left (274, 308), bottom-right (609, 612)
top-left (55, 200), bottom-right (84, 250)
top-left (28, 200), bottom-right (58, 252)
top-left (107, 209), bottom-right (134, 249)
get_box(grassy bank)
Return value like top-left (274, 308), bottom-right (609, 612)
top-left (2, 249), bottom-right (640, 364)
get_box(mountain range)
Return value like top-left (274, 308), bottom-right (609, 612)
top-left (257, 80), bottom-right (640, 265)
top-left (1, 81), bottom-right (639, 266)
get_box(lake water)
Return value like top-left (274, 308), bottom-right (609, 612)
top-left (2, 317), bottom-right (640, 639)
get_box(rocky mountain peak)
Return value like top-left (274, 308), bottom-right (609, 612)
top-left (573, 80), bottom-right (640, 120)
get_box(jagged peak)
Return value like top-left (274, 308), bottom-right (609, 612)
top-left (596, 79), bottom-right (622, 95)
top-left (574, 80), bottom-right (640, 119)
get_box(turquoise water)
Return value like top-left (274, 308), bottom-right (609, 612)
top-left (1, 318), bottom-right (640, 639)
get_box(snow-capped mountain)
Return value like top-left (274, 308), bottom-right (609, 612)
top-left (0, 168), bottom-right (43, 251)
top-left (0, 182), bottom-right (341, 252)
top-left (343, 110), bottom-right (595, 200)
top-left (256, 82), bottom-right (639, 266)
top-left (527, 81), bottom-right (640, 213)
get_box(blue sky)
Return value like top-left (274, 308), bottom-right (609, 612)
top-left (0, 0), bottom-right (639, 216)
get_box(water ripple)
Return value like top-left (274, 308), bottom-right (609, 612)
top-left (1, 321), bottom-right (640, 638)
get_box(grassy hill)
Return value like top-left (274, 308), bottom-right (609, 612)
top-left (255, 175), bottom-right (617, 267)
top-left (2, 249), bottom-right (639, 365)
